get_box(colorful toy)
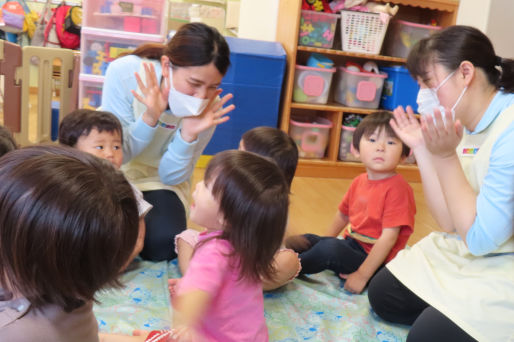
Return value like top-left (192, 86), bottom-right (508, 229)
top-left (306, 53), bottom-right (334, 69)
top-left (330, 0), bottom-right (399, 16)
top-left (298, 10), bottom-right (339, 48)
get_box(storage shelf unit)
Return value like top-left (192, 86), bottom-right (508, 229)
top-left (276, 0), bottom-right (459, 182)
top-left (79, 0), bottom-right (168, 109)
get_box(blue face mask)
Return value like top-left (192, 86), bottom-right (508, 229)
top-left (416, 70), bottom-right (467, 121)
top-left (167, 67), bottom-right (210, 118)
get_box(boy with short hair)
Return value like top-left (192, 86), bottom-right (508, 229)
top-left (0, 125), bottom-right (17, 157)
top-left (286, 111), bottom-right (416, 294)
top-left (59, 109), bottom-right (152, 266)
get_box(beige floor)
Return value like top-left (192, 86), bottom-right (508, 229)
top-left (189, 168), bottom-right (440, 246)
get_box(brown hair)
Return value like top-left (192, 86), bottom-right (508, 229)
top-left (352, 111), bottom-right (410, 157)
top-left (203, 150), bottom-right (289, 282)
top-left (58, 109), bottom-right (123, 147)
top-left (0, 145), bottom-right (139, 312)
top-left (407, 25), bottom-right (514, 92)
top-left (241, 126), bottom-right (298, 187)
top-left (127, 22), bottom-right (231, 75)
top-left (0, 125), bottom-right (17, 157)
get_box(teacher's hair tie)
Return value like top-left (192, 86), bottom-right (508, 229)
top-left (145, 330), bottom-right (172, 342)
top-left (495, 55), bottom-right (503, 66)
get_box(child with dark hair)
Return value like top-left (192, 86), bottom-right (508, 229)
top-left (144, 150), bottom-right (288, 341)
top-left (59, 109), bottom-right (152, 266)
top-left (176, 126), bottom-right (301, 291)
top-left (0, 145), bottom-right (139, 341)
top-left (286, 111), bottom-right (416, 294)
top-left (0, 124), bottom-right (17, 157)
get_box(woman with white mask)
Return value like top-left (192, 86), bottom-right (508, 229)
top-left (367, 26), bottom-right (514, 341)
top-left (101, 23), bottom-right (234, 261)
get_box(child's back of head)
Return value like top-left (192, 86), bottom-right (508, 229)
top-left (0, 125), bottom-right (17, 158)
top-left (204, 150), bottom-right (289, 282)
top-left (241, 126), bottom-right (298, 187)
top-left (58, 109), bottom-right (123, 147)
top-left (352, 111), bottom-right (410, 157)
top-left (0, 145), bottom-right (139, 312)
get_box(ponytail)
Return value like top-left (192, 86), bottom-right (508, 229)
top-left (118, 42), bottom-right (166, 60)
top-left (497, 57), bottom-right (514, 93)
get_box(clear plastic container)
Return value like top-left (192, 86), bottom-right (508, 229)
top-left (82, 0), bottom-right (168, 36)
top-left (384, 20), bottom-right (441, 58)
top-left (338, 125), bottom-right (359, 161)
top-left (298, 10), bottom-right (339, 48)
top-left (80, 27), bottom-right (163, 77)
top-left (289, 115), bottom-right (333, 159)
top-left (334, 67), bottom-right (387, 109)
top-left (293, 65), bottom-right (336, 104)
top-left (79, 75), bottom-right (104, 109)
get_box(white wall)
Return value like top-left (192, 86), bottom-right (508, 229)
top-left (238, 0), bottom-right (279, 41)
top-left (457, 0), bottom-right (514, 58)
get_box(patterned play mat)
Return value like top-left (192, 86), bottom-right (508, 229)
top-left (94, 260), bottom-right (409, 341)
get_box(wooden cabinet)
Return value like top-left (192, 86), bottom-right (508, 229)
top-left (276, 0), bottom-right (459, 182)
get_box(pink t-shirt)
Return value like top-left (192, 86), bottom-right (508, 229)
top-left (177, 230), bottom-right (268, 342)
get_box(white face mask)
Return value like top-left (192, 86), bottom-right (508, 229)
top-left (416, 70), bottom-right (467, 121)
top-left (167, 67), bottom-right (210, 117)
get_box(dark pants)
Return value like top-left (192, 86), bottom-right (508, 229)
top-left (368, 267), bottom-right (477, 342)
top-left (299, 234), bottom-right (368, 275)
top-left (140, 190), bottom-right (187, 261)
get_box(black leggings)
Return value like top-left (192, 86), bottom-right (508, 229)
top-left (368, 268), bottom-right (477, 342)
top-left (140, 190), bottom-right (187, 261)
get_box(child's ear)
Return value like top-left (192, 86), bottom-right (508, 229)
top-left (350, 144), bottom-right (360, 160)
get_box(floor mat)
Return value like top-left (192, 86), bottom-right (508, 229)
top-left (94, 260), bottom-right (409, 341)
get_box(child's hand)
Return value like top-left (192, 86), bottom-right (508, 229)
top-left (339, 271), bottom-right (368, 294)
top-left (168, 278), bottom-right (181, 307)
top-left (284, 235), bottom-right (311, 253)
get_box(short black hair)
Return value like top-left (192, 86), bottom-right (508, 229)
top-left (352, 111), bottom-right (410, 157)
top-left (241, 126), bottom-right (299, 187)
top-left (0, 145), bottom-right (138, 312)
top-left (0, 125), bottom-right (17, 157)
top-left (58, 109), bottom-right (123, 147)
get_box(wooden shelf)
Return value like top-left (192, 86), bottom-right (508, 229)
top-left (297, 46), bottom-right (406, 63)
top-left (276, 0), bottom-right (459, 181)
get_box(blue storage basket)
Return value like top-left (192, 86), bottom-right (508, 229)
top-left (380, 66), bottom-right (420, 112)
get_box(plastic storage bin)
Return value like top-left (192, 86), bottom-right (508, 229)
top-left (298, 10), bottom-right (339, 48)
top-left (82, 0), bottom-right (168, 35)
top-left (289, 115), bottom-right (333, 159)
top-left (80, 27), bottom-right (163, 76)
top-left (293, 65), bottom-right (336, 104)
top-left (338, 125), bottom-right (360, 161)
top-left (203, 37), bottom-right (287, 155)
top-left (334, 67), bottom-right (387, 109)
top-left (340, 10), bottom-right (390, 54)
top-left (380, 65), bottom-right (420, 112)
top-left (384, 20), bottom-right (441, 58)
top-left (79, 76), bottom-right (104, 109)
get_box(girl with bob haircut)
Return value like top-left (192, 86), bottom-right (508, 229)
top-left (101, 22), bottom-right (235, 262)
top-left (0, 145), bottom-right (139, 341)
top-left (368, 25), bottom-right (514, 341)
top-left (147, 150), bottom-right (289, 341)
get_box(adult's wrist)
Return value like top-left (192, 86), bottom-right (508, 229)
top-left (142, 111), bottom-right (158, 127)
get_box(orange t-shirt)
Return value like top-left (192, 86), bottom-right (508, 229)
top-left (339, 173), bottom-right (416, 263)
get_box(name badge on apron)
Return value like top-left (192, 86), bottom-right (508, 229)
top-left (459, 145), bottom-right (480, 157)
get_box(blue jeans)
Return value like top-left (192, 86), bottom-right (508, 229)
top-left (299, 234), bottom-right (368, 275)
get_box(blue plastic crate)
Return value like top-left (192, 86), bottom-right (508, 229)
top-left (204, 37), bottom-right (286, 155)
top-left (380, 66), bottom-right (420, 112)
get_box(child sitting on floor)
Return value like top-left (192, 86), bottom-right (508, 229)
top-left (59, 109), bottom-right (152, 266)
top-left (0, 124), bottom-right (17, 157)
top-left (176, 126), bottom-right (301, 290)
top-left (286, 111), bottom-right (416, 294)
top-left (145, 150), bottom-right (289, 341)
top-left (0, 145), bottom-right (140, 341)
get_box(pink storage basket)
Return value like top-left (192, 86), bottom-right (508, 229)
top-left (293, 65), bottom-right (336, 104)
top-left (289, 115), bottom-right (333, 159)
top-left (384, 20), bottom-right (441, 58)
top-left (334, 67), bottom-right (387, 109)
